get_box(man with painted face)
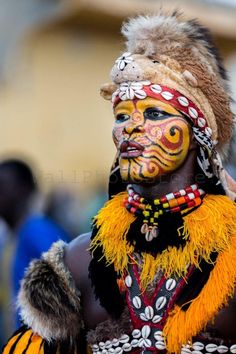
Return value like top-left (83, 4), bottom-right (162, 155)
top-left (3, 12), bottom-right (236, 354)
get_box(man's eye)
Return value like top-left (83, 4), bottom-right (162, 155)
top-left (115, 113), bottom-right (130, 123)
top-left (144, 108), bottom-right (166, 120)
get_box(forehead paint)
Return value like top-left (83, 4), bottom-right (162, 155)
top-left (114, 98), bottom-right (181, 117)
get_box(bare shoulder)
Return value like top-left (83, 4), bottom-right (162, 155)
top-left (64, 232), bottom-right (92, 290)
top-left (66, 232), bottom-right (91, 255)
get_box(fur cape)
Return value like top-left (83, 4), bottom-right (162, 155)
top-left (17, 241), bottom-right (83, 342)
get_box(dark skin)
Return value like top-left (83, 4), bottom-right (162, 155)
top-left (65, 107), bottom-right (236, 341)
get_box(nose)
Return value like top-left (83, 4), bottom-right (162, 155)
top-left (123, 123), bottom-right (145, 134)
top-left (123, 112), bottom-right (145, 135)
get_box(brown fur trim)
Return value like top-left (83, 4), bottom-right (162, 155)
top-left (182, 70), bottom-right (198, 88)
top-left (169, 47), bottom-right (234, 147)
top-left (18, 241), bottom-right (83, 341)
top-left (100, 83), bottom-right (117, 100)
top-left (86, 307), bottom-right (131, 344)
top-left (119, 12), bottom-right (234, 148)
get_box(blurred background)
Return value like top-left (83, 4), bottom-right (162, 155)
top-left (0, 0), bottom-right (236, 347)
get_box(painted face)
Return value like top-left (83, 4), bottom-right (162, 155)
top-left (113, 97), bottom-right (191, 183)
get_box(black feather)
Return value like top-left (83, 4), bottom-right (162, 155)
top-left (89, 226), bottom-right (125, 319)
top-left (126, 212), bottom-right (186, 256)
top-left (185, 19), bottom-right (228, 82)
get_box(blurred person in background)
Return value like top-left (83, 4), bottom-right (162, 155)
top-left (0, 159), bottom-right (70, 329)
top-left (45, 187), bottom-right (82, 238)
top-left (0, 220), bottom-right (12, 349)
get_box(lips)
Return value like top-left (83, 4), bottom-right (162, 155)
top-left (120, 140), bottom-right (144, 158)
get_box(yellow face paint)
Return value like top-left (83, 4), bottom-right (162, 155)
top-left (113, 97), bottom-right (191, 183)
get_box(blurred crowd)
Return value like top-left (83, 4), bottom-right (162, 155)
top-left (0, 157), bottom-right (106, 347)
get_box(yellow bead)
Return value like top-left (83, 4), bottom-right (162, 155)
top-left (143, 211), bottom-right (149, 217)
top-left (150, 218), bottom-right (154, 223)
top-left (154, 199), bottom-right (160, 205)
top-left (154, 212), bottom-right (159, 218)
top-left (163, 203), bottom-right (169, 209)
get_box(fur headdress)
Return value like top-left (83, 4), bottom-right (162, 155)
top-left (101, 12), bottom-right (236, 199)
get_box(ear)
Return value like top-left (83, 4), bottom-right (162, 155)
top-left (182, 70), bottom-right (199, 87)
top-left (189, 131), bottom-right (198, 151)
top-left (100, 83), bottom-right (117, 100)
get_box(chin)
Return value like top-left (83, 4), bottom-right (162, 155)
top-left (120, 168), bottom-right (160, 184)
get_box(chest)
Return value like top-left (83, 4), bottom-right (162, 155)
top-left (84, 262), bottom-right (236, 353)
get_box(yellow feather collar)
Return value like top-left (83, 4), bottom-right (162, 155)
top-left (91, 193), bottom-right (236, 286)
top-left (91, 193), bottom-right (236, 352)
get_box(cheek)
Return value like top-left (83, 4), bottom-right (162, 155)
top-left (152, 119), bottom-right (190, 152)
top-left (148, 125), bottom-right (163, 140)
top-left (112, 125), bottom-right (123, 147)
top-left (163, 123), bottom-right (190, 152)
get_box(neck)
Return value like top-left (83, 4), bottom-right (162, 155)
top-left (132, 149), bottom-right (197, 200)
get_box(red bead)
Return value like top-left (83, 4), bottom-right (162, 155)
top-left (172, 206), bottom-right (180, 212)
top-left (187, 200), bottom-right (195, 208)
top-left (130, 201), bottom-right (141, 208)
top-left (160, 196), bottom-right (167, 203)
top-left (193, 190), bottom-right (200, 198)
top-left (185, 186), bottom-right (193, 193)
top-left (130, 207), bottom-right (137, 213)
top-left (184, 195), bottom-right (190, 202)
top-left (174, 191), bottom-right (181, 198)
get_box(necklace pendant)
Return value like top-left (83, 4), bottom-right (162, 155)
top-left (141, 223), bottom-right (148, 234)
top-left (141, 223), bottom-right (159, 242)
top-left (145, 229), bottom-right (154, 242)
top-left (151, 225), bottom-right (159, 238)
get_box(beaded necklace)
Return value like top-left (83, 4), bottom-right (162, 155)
top-left (124, 184), bottom-right (205, 242)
